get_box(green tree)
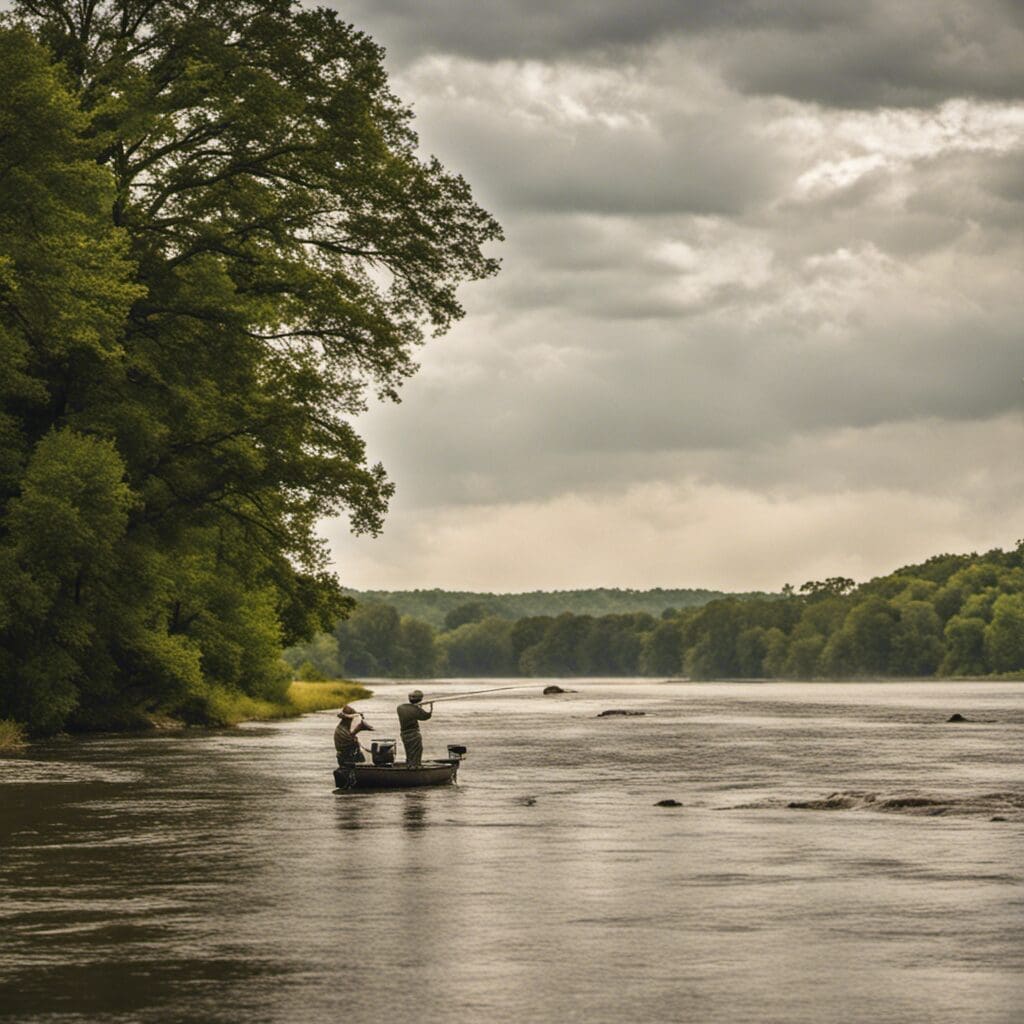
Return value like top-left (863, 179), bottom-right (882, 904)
top-left (395, 616), bottom-right (437, 677)
top-left (640, 618), bottom-right (685, 675)
top-left (983, 594), bottom-right (1024, 673)
top-left (283, 632), bottom-right (343, 679)
top-left (681, 600), bottom-right (746, 679)
top-left (1, 430), bottom-right (134, 731)
top-left (440, 617), bottom-right (515, 676)
top-left (890, 599), bottom-right (942, 676)
top-left (799, 577), bottom-right (856, 599)
top-left (335, 602), bottom-right (401, 677)
top-left (839, 596), bottom-right (898, 674)
top-left (578, 613), bottom-right (654, 675)
top-left (783, 632), bottom-right (826, 679)
top-left (940, 615), bottom-right (987, 676)
top-left (510, 616), bottom-right (553, 673)
top-left (933, 581), bottom-right (966, 623)
top-left (761, 627), bottom-right (789, 677)
top-left (2, 4), bottom-right (499, 732)
top-left (735, 626), bottom-right (770, 677)
top-left (0, 29), bottom-right (147, 731)
top-left (520, 613), bottom-right (592, 676)
top-left (444, 601), bottom-right (491, 631)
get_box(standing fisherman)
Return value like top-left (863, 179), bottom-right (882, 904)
top-left (397, 690), bottom-right (433, 767)
top-left (334, 705), bottom-right (372, 764)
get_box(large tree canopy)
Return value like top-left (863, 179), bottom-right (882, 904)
top-left (0, 2), bottom-right (501, 733)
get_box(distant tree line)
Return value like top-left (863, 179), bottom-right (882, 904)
top-left (342, 586), bottom-right (768, 629)
top-left (287, 545), bottom-right (1024, 680)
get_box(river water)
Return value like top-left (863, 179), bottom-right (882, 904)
top-left (1, 680), bottom-right (1022, 1024)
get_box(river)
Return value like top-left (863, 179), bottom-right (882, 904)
top-left (2, 680), bottom-right (1022, 1024)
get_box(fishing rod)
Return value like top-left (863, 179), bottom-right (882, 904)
top-left (419, 685), bottom-right (538, 704)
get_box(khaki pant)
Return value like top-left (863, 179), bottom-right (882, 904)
top-left (402, 731), bottom-right (422, 767)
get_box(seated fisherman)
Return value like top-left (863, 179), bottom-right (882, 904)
top-left (397, 690), bottom-right (433, 767)
top-left (334, 705), bottom-right (372, 765)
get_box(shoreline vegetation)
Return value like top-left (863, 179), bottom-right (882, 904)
top-left (0, 719), bottom-right (28, 752)
top-left (0, 681), bottom-right (370, 753)
top-left (154, 679), bottom-right (373, 732)
top-left (288, 545), bottom-right (1024, 682)
top-left (193, 679), bottom-right (372, 727)
top-left (0, 11), bottom-right (497, 743)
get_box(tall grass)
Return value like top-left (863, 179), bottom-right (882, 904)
top-left (286, 680), bottom-right (372, 713)
top-left (0, 719), bottom-right (27, 752)
top-left (199, 680), bottom-right (372, 726)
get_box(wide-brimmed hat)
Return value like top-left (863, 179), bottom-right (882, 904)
top-left (408, 689), bottom-right (424, 703)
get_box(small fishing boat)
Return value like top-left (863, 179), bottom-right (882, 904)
top-left (333, 742), bottom-right (468, 791)
top-left (331, 687), bottom-right (539, 792)
top-left (333, 759), bottom-right (460, 790)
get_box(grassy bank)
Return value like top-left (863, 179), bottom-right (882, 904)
top-left (285, 680), bottom-right (373, 714)
top-left (199, 680), bottom-right (372, 726)
top-left (0, 719), bottom-right (28, 752)
top-left (1, 682), bottom-right (371, 748)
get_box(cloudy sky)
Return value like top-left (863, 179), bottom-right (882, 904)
top-left (325, 0), bottom-right (1024, 593)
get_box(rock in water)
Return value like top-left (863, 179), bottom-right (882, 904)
top-left (543, 685), bottom-right (577, 694)
top-left (947, 713), bottom-right (969, 723)
top-left (655, 799), bottom-right (683, 807)
top-left (597, 709), bottom-right (646, 717)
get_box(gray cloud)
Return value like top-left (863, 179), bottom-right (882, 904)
top-left (339, 1), bottom-right (1024, 108)
top-left (337, 1), bottom-right (844, 66)
top-left (718, 1), bottom-right (1024, 108)
top-left (319, 2), bottom-right (1024, 589)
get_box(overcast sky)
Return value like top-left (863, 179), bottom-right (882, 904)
top-left (325, 0), bottom-right (1024, 593)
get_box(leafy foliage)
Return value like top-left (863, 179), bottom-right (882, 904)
top-left (293, 545), bottom-right (1024, 679)
top-left (345, 586), bottom-right (767, 629)
top-left (0, 7), bottom-right (499, 733)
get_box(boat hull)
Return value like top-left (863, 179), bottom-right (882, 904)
top-left (333, 759), bottom-right (460, 790)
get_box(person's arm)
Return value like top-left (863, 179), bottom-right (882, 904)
top-left (420, 703), bottom-right (433, 720)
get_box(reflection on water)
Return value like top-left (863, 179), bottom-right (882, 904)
top-left (401, 793), bottom-right (430, 832)
top-left (1, 680), bottom-right (1022, 1024)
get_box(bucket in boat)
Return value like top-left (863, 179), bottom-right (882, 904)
top-left (370, 739), bottom-right (397, 766)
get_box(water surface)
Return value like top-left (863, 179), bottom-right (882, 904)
top-left (2, 680), bottom-right (1022, 1023)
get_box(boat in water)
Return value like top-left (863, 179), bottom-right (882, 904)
top-left (333, 742), bottom-right (468, 791)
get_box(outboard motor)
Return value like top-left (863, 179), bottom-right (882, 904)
top-left (370, 739), bottom-right (397, 766)
top-left (446, 744), bottom-right (468, 762)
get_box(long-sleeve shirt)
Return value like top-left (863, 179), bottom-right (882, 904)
top-left (397, 702), bottom-right (431, 738)
top-left (334, 715), bottom-right (364, 757)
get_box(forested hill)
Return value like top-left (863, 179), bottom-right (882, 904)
top-left (343, 587), bottom-right (772, 628)
top-left (287, 544), bottom-right (1024, 680)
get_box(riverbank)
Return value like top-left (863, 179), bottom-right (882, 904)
top-left (283, 680), bottom-right (372, 714)
top-left (0, 681), bottom-right (371, 752)
top-left (175, 679), bottom-right (373, 727)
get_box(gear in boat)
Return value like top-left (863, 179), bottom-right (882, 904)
top-left (333, 741), bottom-right (468, 790)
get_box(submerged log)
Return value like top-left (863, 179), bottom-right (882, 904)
top-left (597, 709), bottom-right (646, 717)
top-left (655, 799), bottom-right (683, 807)
top-left (543, 685), bottom-right (577, 694)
